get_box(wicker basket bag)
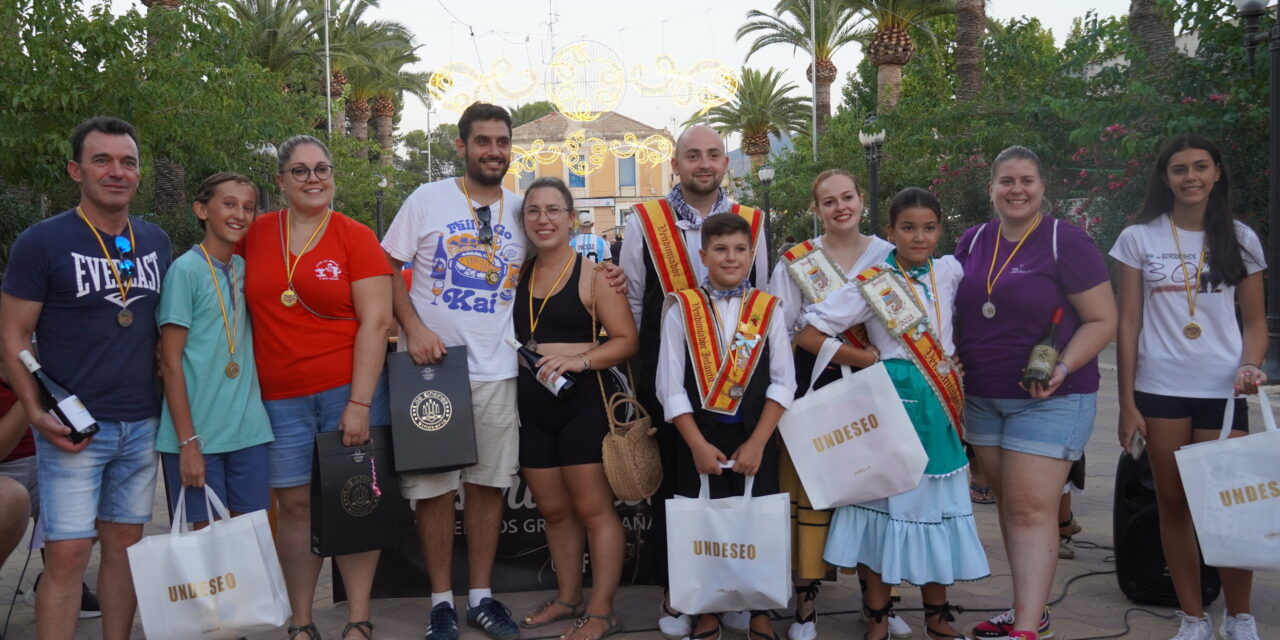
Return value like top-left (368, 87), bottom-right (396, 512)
top-left (598, 381), bottom-right (662, 500)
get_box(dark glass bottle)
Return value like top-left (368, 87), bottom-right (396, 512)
top-left (505, 337), bottom-right (577, 398)
top-left (1022, 307), bottom-right (1064, 387)
top-left (18, 349), bottom-right (100, 443)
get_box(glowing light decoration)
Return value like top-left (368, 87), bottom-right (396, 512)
top-left (509, 130), bottom-right (673, 177)
top-left (545, 40), bottom-right (625, 122)
top-left (631, 56), bottom-right (739, 116)
top-left (427, 60), bottom-right (538, 113)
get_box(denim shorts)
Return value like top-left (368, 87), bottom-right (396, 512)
top-left (161, 443), bottom-right (271, 522)
top-left (963, 393), bottom-right (1096, 461)
top-left (263, 372), bottom-right (390, 489)
top-left (34, 417), bottom-right (160, 541)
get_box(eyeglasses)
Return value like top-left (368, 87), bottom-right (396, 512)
top-left (523, 205), bottom-right (569, 220)
top-left (286, 164), bottom-right (334, 182)
top-left (114, 235), bottom-right (137, 281)
top-left (475, 205), bottom-right (494, 245)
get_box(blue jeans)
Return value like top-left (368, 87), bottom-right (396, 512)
top-left (963, 393), bottom-right (1096, 461)
top-left (263, 373), bottom-right (389, 488)
top-left (161, 443), bottom-right (271, 521)
top-left (34, 417), bottom-right (159, 541)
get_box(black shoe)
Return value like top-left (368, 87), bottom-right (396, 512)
top-left (78, 582), bottom-right (102, 619)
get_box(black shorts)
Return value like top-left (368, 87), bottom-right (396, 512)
top-left (1133, 391), bottom-right (1249, 432)
top-left (517, 366), bottom-right (622, 468)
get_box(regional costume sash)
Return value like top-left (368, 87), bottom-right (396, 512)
top-left (667, 288), bottom-right (779, 415)
top-left (780, 240), bottom-right (870, 348)
top-left (634, 199), bottom-right (764, 295)
top-left (855, 266), bottom-right (965, 436)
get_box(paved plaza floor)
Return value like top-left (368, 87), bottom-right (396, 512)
top-left (2, 346), bottom-right (1277, 639)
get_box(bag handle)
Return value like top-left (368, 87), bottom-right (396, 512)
top-left (807, 336), bottom-right (855, 394)
top-left (588, 263), bottom-right (643, 431)
top-left (697, 463), bottom-right (756, 502)
top-left (169, 486), bottom-right (233, 535)
top-left (1221, 389), bottom-right (1278, 440)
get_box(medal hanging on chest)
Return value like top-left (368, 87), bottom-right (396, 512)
top-left (77, 207), bottom-right (138, 328)
top-left (279, 209), bottom-right (332, 308)
top-left (200, 244), bottom-right (243, 378)
top-left (983, 216), bottom-right (1041, 319)
top-left (462, 178), bottom-right (506, 287)
top-left (525, 254), bottom-right (575, 353)
top-left (1168, 216), bottom-right (1207, 340)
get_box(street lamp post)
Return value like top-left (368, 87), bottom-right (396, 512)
top-left (375, 175), bottom-right (388, 239)
top-left (250, 142), bottom-right (277, 213)
top-left (1234, 0), bottom-right (1280, 378)
top-left (758, 164), bottom-right (776, 265)
top-left (859, 125), bottom-right (886, 236)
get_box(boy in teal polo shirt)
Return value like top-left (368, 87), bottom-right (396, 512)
top-left (157, 172), bottom-right (274, 524)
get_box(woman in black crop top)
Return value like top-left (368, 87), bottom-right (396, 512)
top-left (513, 178), bottom-right (638, 640)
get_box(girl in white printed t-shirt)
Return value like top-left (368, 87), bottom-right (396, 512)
top-left (1110, 134), bottom-right (1267, 640)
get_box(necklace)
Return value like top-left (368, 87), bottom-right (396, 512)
top-left (280, 208), bottom-right (332, 307)
top-left (983, 215), bottom-right (1042, 318)
top-left (525, 253), bottom-right (575, 352)
top-left (198, 244), bottom-right (241, 377)
top-left (1169, 215), bottom-right (1208, 339)
top-left (77, 207), bottom-right (137, 327)
top-left (460, 178), bottom-right (505, 286)
top-left (892, 255), bottom-right (953, 375)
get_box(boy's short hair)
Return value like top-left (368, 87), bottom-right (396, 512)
top-left (700, 213), bottom-right (753, 247)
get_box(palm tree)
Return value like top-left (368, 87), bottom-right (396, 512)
top-left (954, 0), bottom-right (985, 101)
top-left (142, 0), bottom-right (185, 216)
top-left (1128, 0), bottom-right (1176, 67)
top-left (737, 0), bottom-right (862, 136)
top-left (686, 67), bottom-right (810, 170)
top-left (510, 100), bottom-right (555, 128)
top-left (224, 0), bottom-right (320, 76)
top-left (845, 0), bottom-right (955, 112)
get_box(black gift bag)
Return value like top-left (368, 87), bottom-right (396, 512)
top-left (310, 426), bottom-right (402, 557)
top-left (387, 349), bottom-right (477, 474)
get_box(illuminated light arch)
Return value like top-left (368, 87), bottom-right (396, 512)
top-left (630, 55), bottom-right (739, 116)
top-left (544, 40), bottom-right (625, 122)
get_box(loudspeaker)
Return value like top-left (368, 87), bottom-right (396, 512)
top-left (1113, 452), bottom-right (1220, 607)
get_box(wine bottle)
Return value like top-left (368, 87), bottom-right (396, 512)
top-left (18, 349), bottom-right (100, 443)
top-left (1022, 307), bottom-right (1064, 387)
top-left (504, 337), bottom-right (577, 398)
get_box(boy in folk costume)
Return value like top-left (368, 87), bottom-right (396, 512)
top-left (657, 214), bottom-right (795, 640)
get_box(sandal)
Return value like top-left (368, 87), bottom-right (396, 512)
top-left (562, 613), bottom-right (622, 640)
top-left (792, 581), bottom-right (819, 625)
top-left (288, 623), bottom-right (321, 640)
top-left (687, 614), bottom-right (722, 640)
top-left (862, 604), bottom-right (892, 640)
top-left (922, 602), bottom-right (970, 640)
top-left (748, 611), bottom-right (781, 640)
top-left (969, 484), bottom-right (995, 504)
top-left (342, 621), bottom-right (373, 640)
top-left (522, 598), bottom-right (586, 628)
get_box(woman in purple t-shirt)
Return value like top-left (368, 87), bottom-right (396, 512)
top-left (953, 146), bottom-right (1116, 640)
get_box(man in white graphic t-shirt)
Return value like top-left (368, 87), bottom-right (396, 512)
top-left (382, 102), bottom-right (626, 640)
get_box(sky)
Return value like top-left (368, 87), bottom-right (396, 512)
top-left (108, 0), bottom-right (1133, 140)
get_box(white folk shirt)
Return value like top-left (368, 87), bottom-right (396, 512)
top-left (656, 291), bottom-right (796, 422)
top-left (620, 193), bottom-right (771, 329)
top-left (1109, 216), bottom-right (1266, 397)
top-left (805, 256), bottom-right (963, 360)
top-left (768, 235), bottom-right (895, 337)
top-left (381, 178), bottom-right (525, 381)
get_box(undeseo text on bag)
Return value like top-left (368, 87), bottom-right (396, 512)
top-left (1219, 480), bottom-right (1280, 507)
top-left (812, 413), bottom-right (880, 453)
top-left (167, 572), bottom-right (238, 602)
top-left (692, 540), bottom-right (758, 560)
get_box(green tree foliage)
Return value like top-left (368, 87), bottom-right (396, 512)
top-left (686, 67), bottom-right (811, 169)
top-left (762, 2), bottom-right (1271, 257)
top-left (510, 101), bottom-right (555, 128)
top-left (398, 125), bottom-right (463, 179)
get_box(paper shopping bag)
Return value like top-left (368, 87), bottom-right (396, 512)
top-left (666, 475), bottom-right (791, 614)
top-left (777, 338), bottom-right (927, 509)
top-left (1175, 389), bottom-right (1280, 572)
top-left (129, 487), bottom-right (290, 639)
top-left (387, 349), bottom-right (478, 473)
top-left (311, 426), bottom-right (403, 556)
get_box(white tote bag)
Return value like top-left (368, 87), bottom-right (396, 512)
top-left (129, 487), bottom-right (291, 639)
top-left (1175, 389), bottom-right (1280, 572)
top-left (776, 338), bottom-right (927, 509)
top-left (667, 473), bottom-right (791, 614)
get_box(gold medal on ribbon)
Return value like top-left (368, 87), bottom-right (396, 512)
top-left (226, 362), bottom-right (241, 378)
top-left (280, 208), bottom-right (332, 308)
top-left (1169, 217), bottom-right (1207, 341)
top-left (199, 244), bottom-right (242, 380)
top-left (1183, 322), bottom-right (1202, 340)
top-left (281, 289), bottom-right (298, 307)
top-left (77, 207), bottom-right (137, 329)
top-left (984, 216), bottom-right (1041, 320)
top-left (117, 309), bottom-right (134, 327)
top-left (486, 271), bottom-right (501, 286)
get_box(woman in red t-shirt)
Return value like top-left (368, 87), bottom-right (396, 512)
top-left (241, 135), bottom-right (393, 640)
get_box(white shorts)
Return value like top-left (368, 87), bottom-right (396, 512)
top-left (399, 378), bottom-right (520, 500)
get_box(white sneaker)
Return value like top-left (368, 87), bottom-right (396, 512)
top-left (787, 619), bottom-right (816, 640)
top-left (1221, 613), bottom-right (1260, 640)
top-left (722, 611), bottom-right (750, 633)
top-left (1170, 611), bottom-right (1214, 640)
top-left (659, 599), bottom-right (693, 639)
top-left (859, 608), bottom-right (912, 638)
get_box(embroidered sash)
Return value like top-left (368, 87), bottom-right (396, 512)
top-left (634, 199), bottom-right (764, 296)
top-left (855, 266), bottom-right (965, 436)
top-left (781, 240), bottom-right (869, 348)
top-left (667, 288), bottom-right (778, 415)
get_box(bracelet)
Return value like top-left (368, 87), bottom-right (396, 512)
top-left (348, 399), bottom-right (372, 408)
top-left (1055, 361), bottom-right (1070, 375)
top-left (179, 434), bottom-right (203, 450)
top-left (1240, 362), bottom-right (1261, 369)
top-left (579, 353), bottom-right (592, 371)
